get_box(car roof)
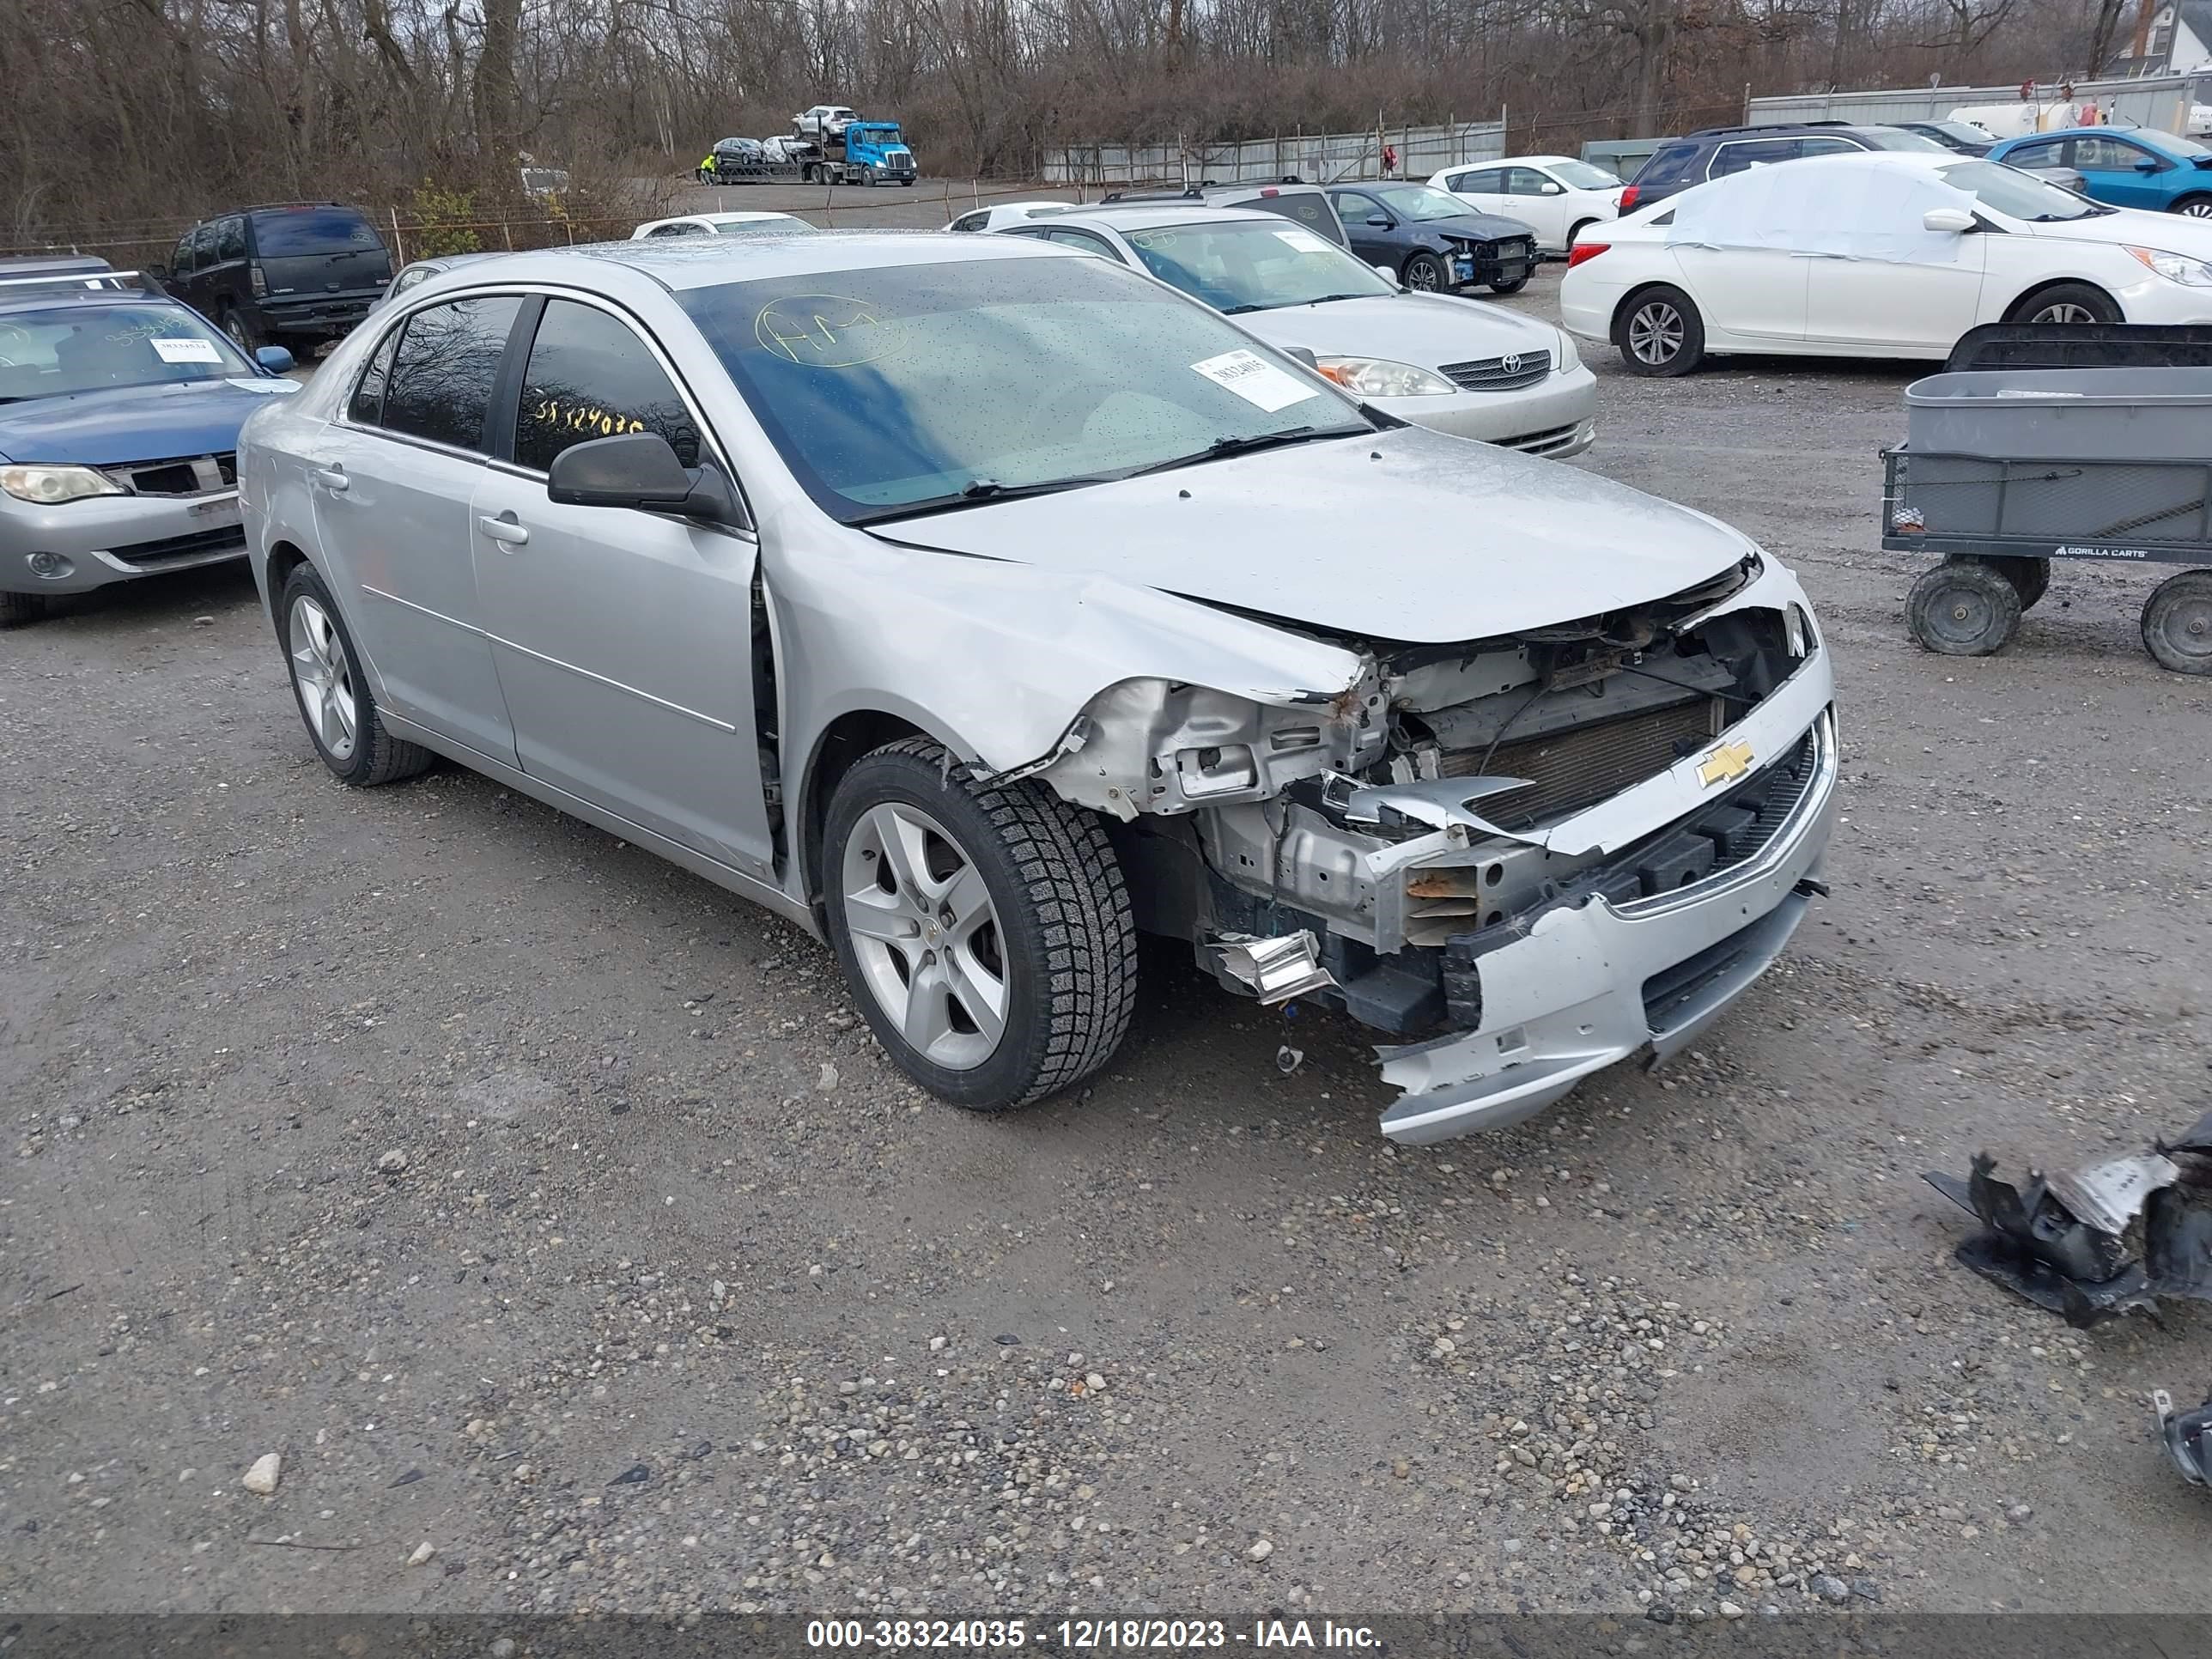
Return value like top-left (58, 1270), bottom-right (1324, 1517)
top-left (2003, 125), bottom-right (2168, 143)
top-left (408, 231), bottom-right (1083, 296)
top-left (1031, 204), bottom-right (1295, 233)
top-left (1485, 155), bottom-right (1581, 168)
top-left (0, 285), bottom-right (173, 319)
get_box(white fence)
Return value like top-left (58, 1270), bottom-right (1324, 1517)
top-left (1748, 72), bottom-right (2203, 135)
top-left (1042, 119), bottom-right (1505, 187)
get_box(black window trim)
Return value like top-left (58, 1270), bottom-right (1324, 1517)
top-left (336, 288), bottom-right (534, 466)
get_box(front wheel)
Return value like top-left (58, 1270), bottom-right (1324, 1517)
top-left (1401, 252), bottom-right (1447, 292)
top-left (0, 589), bottom-right (50, 627)
top-left (823, 738), bottom-right (1137, 1112)
top-left (2008, 282), bottom-right (2121, 325)
top-left (280, 563), bottom-right (433, 786)
top-left (2174, 194), bottom-right (2212, 218)
top-left (1615, 285), bottom-right (1705, 375)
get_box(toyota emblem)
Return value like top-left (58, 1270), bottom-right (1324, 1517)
top-left (1499, 353), bottom-right (1522, 376)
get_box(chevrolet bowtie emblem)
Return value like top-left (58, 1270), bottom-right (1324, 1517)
top-left (1697, 738), bottom-right (1753, 788)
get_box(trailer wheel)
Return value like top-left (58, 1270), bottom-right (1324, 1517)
top-left (1907, 559), bottom-right (2021, 657)
top-left (2141, 569), bottom-right (2212, 674)
top-left (1960, 553), bottom-right (2050, 611)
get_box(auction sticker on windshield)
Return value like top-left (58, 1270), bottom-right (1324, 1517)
top-left (1273, 228), bottom-right (1335, 254)
top-left (1190, 348), bottom-right (1320, 413)
top-left (151, 337), bottom-right (222, 365)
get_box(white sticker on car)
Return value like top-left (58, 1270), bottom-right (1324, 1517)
top-left (152, 337), bottom-right (222, 364)
top-left (1272, 228), bottom-right (1334, 254)
top-left (224, 378), bottom-right (300, 394)
top-left (1189, 349), bottom-right (1321, 413)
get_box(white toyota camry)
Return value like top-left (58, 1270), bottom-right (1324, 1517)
top-left (1560, 150), bottom-right (2212, 374)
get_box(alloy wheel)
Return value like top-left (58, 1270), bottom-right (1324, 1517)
top-left (289, 594), bottom-right (358, 762)
top-left (224, 312), bottom-right (252, 350)
top-left (2185, 200), bottom-right (2212, 217)
top-left (2031, 301), bottom-right (2097, 324)
top-left (1628, 301), bottom-right (1684, 366)
top-left (841, 801), bottom-right (1009, 1071)
top-left (1405, 259), bottom-right (1442, 291)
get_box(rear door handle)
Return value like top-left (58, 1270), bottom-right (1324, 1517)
top-left (477, 514), bottom-right (529, 546)
top-left (311, 466), bottom-right (348, 491)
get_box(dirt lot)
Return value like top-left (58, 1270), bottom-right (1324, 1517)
top-left (3, 233), bottom-right (2210, 1620)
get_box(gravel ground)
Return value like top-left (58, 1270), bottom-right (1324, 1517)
top-left (3, 246), bottom-right (2210, 1620)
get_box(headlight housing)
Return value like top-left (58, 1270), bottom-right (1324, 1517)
top-left (1314, 357), bottom-right (1458, 398)
top-left (1553, 327), bottom-right (1580, 373)
top-left (2127, 246), bottom-right (2212, 286)
top-left (0, 465), bottom-right (126, 506)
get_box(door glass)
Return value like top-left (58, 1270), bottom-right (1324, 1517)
top-left (171, 235), bottom-right (198, 276)
top-left (1797, 137), bottom-right (1858, 158)
top-left (514, 299), bottom-right (702, 473)
top-left (2075, 136), bottom-right (2159, 171)
top-left (1335, 191), bottom-right (1380, 222)
top-left (1710, 139), bottom-right (1801, 177)
top-left (379, 295), bottom-right (524, 453)
top-left (1045, 228), bottom-right (1120, 258)
top-left (216, 217), bottom-right (246, 262)
top-left (188, 224), bottom-right (220, 269)
top-left (349, 325), bottom-right (400, 425)
top-left (1506, 167), bottom-right (1554, 194)
top-left (1457, 169), bottom-right (1504, 193)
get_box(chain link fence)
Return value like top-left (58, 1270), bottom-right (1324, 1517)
top-left (1042, 118), bottom-right (1506, 188)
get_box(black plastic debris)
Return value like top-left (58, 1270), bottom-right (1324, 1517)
top-left (2154, 1387), bottom-right (2212, 1487)
top-left (1925, 1114), bottom-right (2212, 1328)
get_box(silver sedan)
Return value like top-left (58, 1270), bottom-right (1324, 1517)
top-left (239, 234), bottom-right (1833, 1142)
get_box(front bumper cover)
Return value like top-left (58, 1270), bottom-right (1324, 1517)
top-left (1374, 707), bottom-right (1838, 1143)
top-left (0, 491), bottom-right (248, 594)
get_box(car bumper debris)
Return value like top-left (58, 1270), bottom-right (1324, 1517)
top-left (1924, 1108), bottom-right (2212, 1327)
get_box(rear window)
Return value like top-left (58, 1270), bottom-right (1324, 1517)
top-left (1632, 143), bottom-right (1698, 189)
top-left (251, 207), bottom-right (386, 258)
top-left (1222, 188), bottom-right (1346, 246)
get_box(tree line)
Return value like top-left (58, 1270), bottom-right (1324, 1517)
top-left (1, 0), bottom-right (2140, 244)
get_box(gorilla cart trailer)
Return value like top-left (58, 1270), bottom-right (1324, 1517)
top-left (1886, 325), bottom-right (2212, 674)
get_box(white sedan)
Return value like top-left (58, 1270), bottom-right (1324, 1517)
top-left (632, 211), bottom-right (816, 240)
top-left (1561, 150), bottom-right (2212, 374)
top-left (945, 202), bottom-right (1079, 233)
top-left (1430, 155), bottom-right (1626, 255)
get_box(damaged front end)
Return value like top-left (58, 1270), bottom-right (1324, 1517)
top-left (1023, 552), bottom-right (1839, 1143)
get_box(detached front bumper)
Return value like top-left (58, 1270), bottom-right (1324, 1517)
top-left (1375, 707), bottom-right (1838, 1144)
top-left (0, 492), bottom-right (247, 595)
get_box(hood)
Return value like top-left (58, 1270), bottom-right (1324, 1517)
top-left (2019, 204), bottom-right (2212, 257)
top-left (0, 375), bottom-right (296, 465)
top-left (1423, 211), bottom-right (1538, 244)
top-left (874, 425), bottom-right (1752, 644)
top-left (1235, 291), bottom-right (1558, 368)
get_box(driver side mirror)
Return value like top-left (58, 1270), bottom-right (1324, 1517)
top-left (1365, 214), bottom-right (1394, 228)
top-left (2136, 157), bottom-right (2163, 173)
top-left (147, 262), bottom-right (169, 282)
top-left (1923, 206), bottom-right (1977, 234)
top-left (547, 431), bottom-right (750, 531)
top-left (255, 344), bottom-right (295, 373)
top-left (1373, 263), bottom-right (1402, 287)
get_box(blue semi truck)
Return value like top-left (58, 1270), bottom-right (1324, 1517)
top-left (791, 109), bottom-right (918, 186)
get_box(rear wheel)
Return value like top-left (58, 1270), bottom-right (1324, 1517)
top-left (221, 305), bottom-right (263, 352)
top-left (1615, 285), bottom-right (1705, 375)
top-left (281, 563), bottom-right (433, 786)
top-left (823, 738), bottom-right (1137, 1112)
top-left (2008, 282), bottom-right (2121, 325)
top-left (2174, 194), bottom-right (2212, 218)
top-left (1401, 252), bottom-right (1447, 292)
top-left (0, 590), bottom-right (50, 627)
top-left (1489, 273), bottom-right (1529, 295)
top-left (2141, 568), bottom-right (2212, 673)
top-left (1907, 558), bottom-right (2022, 657)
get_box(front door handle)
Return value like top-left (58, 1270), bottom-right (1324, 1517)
top-left (311, 466), bottom-right (348, 491)
top-left (477, 514), bottom-right (529, 546)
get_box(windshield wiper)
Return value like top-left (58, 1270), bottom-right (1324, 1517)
top-left (1127, 425), bottom-right (1363, 477)
top-left (853, 474), bottom-right (1114, 525)
top-left (1302, 293), bottom-right (1371, 306)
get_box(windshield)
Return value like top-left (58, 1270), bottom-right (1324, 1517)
top-left (1939, 160), bottom-right (2110, 221)
top-left (0, 301), bottom-right (253, 403)
top-left (252, 207), bottom-right (386, 258)
top-left (1927, 122), bottom-right (1994, 147)
top-left (1370, 184), bottom-right (1476, 221)
top-left (1859, 128), bottom-right (1948, 152)
top-left (679, 253), bottom-right (1368, 523)
top-left (1121, 219), bottom-right (1394, 313)
top-left (2136, 128), bottom-right (2212, 160)
top-left (1549, 160), bottom-right (1623, 190)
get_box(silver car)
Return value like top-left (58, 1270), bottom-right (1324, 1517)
top-left (239, 234), bottom-right (1836, 1143)
top-left (994, 204), bottom-right (1599, 457)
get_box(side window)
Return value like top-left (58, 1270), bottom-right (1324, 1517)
top-left (171, 234), bottom-right (198, 276)
top-left (349, 325), bottom-right (399, 425)
top-left (949, 211), bottom-right (987, 232)
top-left (188, 224), bottom-right (220, 270)
top-left (514, 299), bottom-right (702, 474)
top-left (1044, 227), bottom-right (1121, 259)
top-left (1709, 138), bottom-right (1801, 178)
top-left (2005, 139), bottom-right (2059, 167)
top-left (1633, 143), bottom-right (1698, 189)
top-left (1797, 137), bottom-right (1858, 158)
top-left (1506, 167), bottom-right (1557, 194)
top-left (1268, 192), bottom-right (1346, 241)
top-left (216, 216), bottom-right (246, 262)
top-left (390, 265), bottom-right (431, 297)
top-left (1335, 190), bottom-right (1382, 222)
top-left (647, 222), bottom-right (700, 237)
top-left (379, 295), bottom-right (523, 452)
top-left (1454, 168), bottom-right (1503, 193)
top-left (2077, 136), bottom-right (2160, 171)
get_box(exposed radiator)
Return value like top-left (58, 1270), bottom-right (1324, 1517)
top-left (1440, 697), bottom-right (1721, 830)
